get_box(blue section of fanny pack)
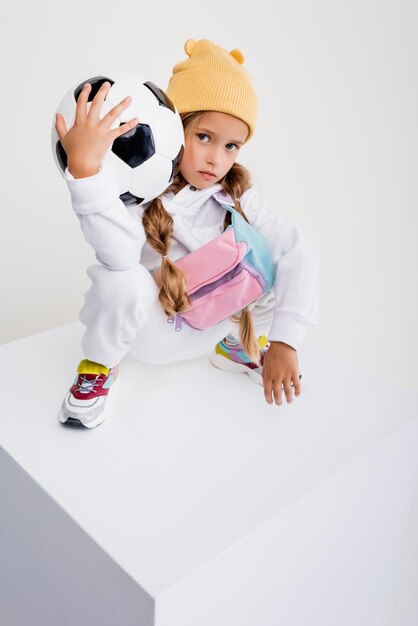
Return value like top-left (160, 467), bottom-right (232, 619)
top-left (217, 200), bottom-right (276, 293)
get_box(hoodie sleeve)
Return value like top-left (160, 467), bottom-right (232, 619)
top-left (240, 186), bottom-right (319, 350)
top-left (63, 161), bottom-right (146, 270)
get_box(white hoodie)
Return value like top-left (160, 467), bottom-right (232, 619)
top-left (63, 163), bottom-right (319, 351)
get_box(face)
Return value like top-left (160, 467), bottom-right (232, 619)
top-left (179, 111), bottom-right (249, 189)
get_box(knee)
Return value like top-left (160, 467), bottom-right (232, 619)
top-left (85, 264), bottom-right (158, 310)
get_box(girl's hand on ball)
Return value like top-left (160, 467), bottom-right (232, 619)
top-left (55, 81), bottom-right (139, 179)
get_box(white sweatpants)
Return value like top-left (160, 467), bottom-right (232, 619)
top-left (79, 264), bottom-right (277, 368)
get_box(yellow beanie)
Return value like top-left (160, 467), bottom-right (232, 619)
top-left (166, 38), bottom-right (258, 142)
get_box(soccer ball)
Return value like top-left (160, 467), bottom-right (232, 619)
top-left (51, 73), bottom-right (185, 206)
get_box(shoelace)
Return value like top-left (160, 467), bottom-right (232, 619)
top-left (77, 374), bottom-right (101, 394)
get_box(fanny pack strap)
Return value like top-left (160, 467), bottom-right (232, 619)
top-left (212, 190), bottom-right (235, 211)
top-left (211, 190), bottom-right (247, 232)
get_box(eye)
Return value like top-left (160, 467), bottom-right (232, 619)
top-left (196, 133), bottom-right (210, 142)
top-left (226, 143), bottom-right (239, 151)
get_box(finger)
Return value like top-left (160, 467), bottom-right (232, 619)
top-left (272, 380), bottom-right (283, 405)
top-left (263, 378), bottom-right (274, 405)
top-left (55, 113), bottom-right (68, 141)
top-left (282, 380), bottom-right (293, 404)
top-left (109, 117), bottom-right (140, 141)
top-left (293, 373), bottom-right (302, 396)
top-left (75, 82), bottom-right (91, 123)
top-left (89, 81), bottom-right (112, 119)
top-left (100, 96), bottom-right (134, 129)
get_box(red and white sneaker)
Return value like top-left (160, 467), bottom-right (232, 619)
top-left (60, 359), bottom-right (119, 429)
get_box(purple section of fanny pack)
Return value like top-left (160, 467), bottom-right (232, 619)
top-left (189, 260), bottom-right (266, 302)
top-left (241, 260), bottom-right (266, 291)
top-left (189, 264), bottom-right (242, 301)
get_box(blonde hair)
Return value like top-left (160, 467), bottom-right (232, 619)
top-left (142, 111), bottom-right (262, 364)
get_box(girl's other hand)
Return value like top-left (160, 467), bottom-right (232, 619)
top-left (55, 81), bottom-right (139, 179)
top-left (262, 341), bottom-right (301, 405)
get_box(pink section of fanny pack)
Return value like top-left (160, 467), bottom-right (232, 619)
top-left (174, 227), bottom-right (247, 295)
top-left (179, 263), bottom-right (264, 329)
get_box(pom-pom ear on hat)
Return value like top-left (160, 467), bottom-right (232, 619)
top-left (229, 49), bottom-right (244, 64)
top-left (166, 38), bottom-right (258, 141)
top-left (184, 38), bottom-right (196, 56)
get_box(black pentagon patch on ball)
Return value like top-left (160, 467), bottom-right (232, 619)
top-left (170, 145), bottom-right (184, 181)
top-left (144, 81), bottom-right (176, 113)
top-left (74, 76), bottom-right (114, 102)
top-left (56, 140), bottom-right (67, 172)
top-left (112, 123), bottom-right (155, 168)
top-left (119, 191), bottom-right (144, 207)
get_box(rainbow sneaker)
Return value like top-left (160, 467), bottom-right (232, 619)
top-left (60, 359), bottom-right (119, 429)
top-left (209, 334), bottom-right (270, 385)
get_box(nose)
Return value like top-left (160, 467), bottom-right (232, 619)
top-left (206, 145), bottom-right (222, 167)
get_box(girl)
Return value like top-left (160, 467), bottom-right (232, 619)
top-left (55, 38), bottom-right (319, 429)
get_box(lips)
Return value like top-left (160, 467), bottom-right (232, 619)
top-left (199, 170), bottom-right (216, 178)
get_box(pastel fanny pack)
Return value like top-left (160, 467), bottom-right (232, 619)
top-left (166, 190), bottom-right (276, 331)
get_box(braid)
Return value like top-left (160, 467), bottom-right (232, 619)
top-left (218, 163), bottom-right (262, 365)
top-left (142, 197), bottom-right (191, 316)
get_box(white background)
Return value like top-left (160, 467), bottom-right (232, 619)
top-left (0, 0), bottom-right (417, 392)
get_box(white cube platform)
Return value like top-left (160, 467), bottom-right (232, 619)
top-left (1, 323), bottom-right (417, 626)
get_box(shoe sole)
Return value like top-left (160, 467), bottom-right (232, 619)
top-left (59, 374), bottom-right (121, 429)
top-left (209, 353), bottom-right (263, 385)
